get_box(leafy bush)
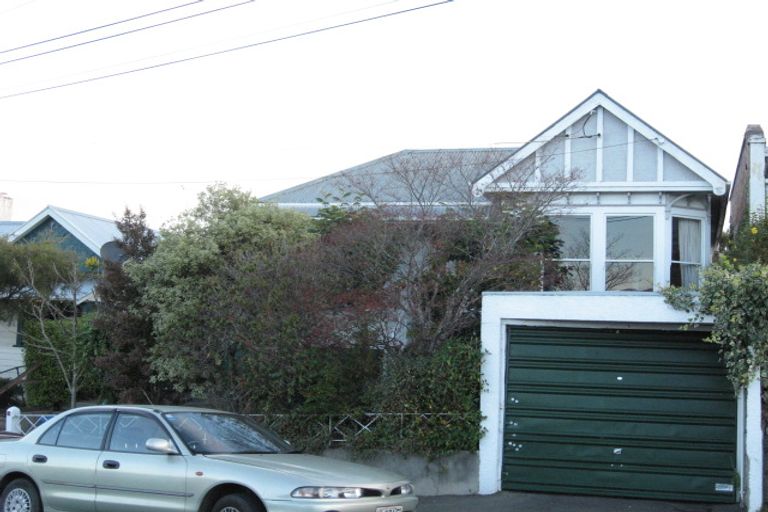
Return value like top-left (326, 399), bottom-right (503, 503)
top-left (352, 337), bottom-right (485, 458)
top-left (23, 313), bottom-right (106, 409)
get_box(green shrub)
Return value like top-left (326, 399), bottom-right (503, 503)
top-left (23, 313), bottom-right (107, 409)
top-left (352, 337), bottom-right (485, 458)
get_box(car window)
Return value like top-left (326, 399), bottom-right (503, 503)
top-left (108, 413), bottom-right (170, 454)
top-left (164, 412), bottom-right (291, 455)
top-left (37, 419), bottom-right (64, 446)
top-left (56, 412), bottom-right (113, 450)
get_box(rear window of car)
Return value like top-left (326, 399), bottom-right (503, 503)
top-left (44, 413), bottom-right (113, 450)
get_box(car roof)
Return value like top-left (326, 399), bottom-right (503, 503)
top-left (67, 405), bottom-right (228, 415)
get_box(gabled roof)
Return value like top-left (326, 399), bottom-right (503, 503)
top-left (9, 205), bottom-right (120, 255)
top-left (261, 148), bottom-right (518, 214)
top-left (473, 89), bottom-right (729, 197)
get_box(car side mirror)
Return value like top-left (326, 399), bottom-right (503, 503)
top-left (145, 438), bottom-right (179, 455)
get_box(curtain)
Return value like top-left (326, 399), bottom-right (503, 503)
top-left (677, 218), bottom-right (701, 286)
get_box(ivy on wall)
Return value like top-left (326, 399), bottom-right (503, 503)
top-left (663, 213), bottom-right (768, 389)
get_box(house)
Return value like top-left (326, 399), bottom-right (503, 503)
top-left (264, 90), bottom-right (760, 509)
top-left (0, 205), bottom-right (121, 373)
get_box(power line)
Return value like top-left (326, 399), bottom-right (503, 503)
top-left (0, 0), bottom-right (454, 101)
top-left (0, 0), bottom-right (256, 67)
top-left (0, 0), bottom-right (203, 56)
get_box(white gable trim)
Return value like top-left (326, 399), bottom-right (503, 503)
top-left (473, 91), bottom-right (729, 197)
top-left (9, 206), bottom-right (103, 255)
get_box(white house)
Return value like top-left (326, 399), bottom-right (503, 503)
top-left (477, 91), bottom-right (760, 510)
top-left (265, 90), bottom-right (760, 509)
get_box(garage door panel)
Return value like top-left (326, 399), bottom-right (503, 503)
top-left (507, 367), bottom-right (731, 390)
top-left (502, 461), bottom-right (737, 502)
top-left (505, 390), bottom-right (736, 417)
top-left (503, 438), bottom-right (735, 469)
top-left (506, 415), bottom-right (734, 443)
top-left (503, 327), bottom-right (737, 503)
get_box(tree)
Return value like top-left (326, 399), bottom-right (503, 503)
top-left (18, 253), bottom-right (101, 408)
top-left (131, 185), bottom-right (318, 410)
top-left (94, 208), bottom-right (170, 403)
top-left (0, 238), bottom-right (72, 320)
top-left (318, 149), bottom-right (573, 353)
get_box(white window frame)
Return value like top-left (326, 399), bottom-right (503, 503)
top-left (604, 214), bottom-right (655, 292)
top-left (665, 209), bottom-right (709, 286)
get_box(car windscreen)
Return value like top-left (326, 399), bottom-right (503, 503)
top-left (163, 412), bottom-right (292, 455)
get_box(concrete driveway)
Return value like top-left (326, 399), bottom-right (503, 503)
top-left (417, 492), bottom-right (740, 512)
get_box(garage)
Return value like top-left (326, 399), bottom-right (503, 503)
top-left (502, 326), bottom-right (737, 503)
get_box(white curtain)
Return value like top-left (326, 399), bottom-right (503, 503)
top-left (677, 218), bottom-right (701, 286)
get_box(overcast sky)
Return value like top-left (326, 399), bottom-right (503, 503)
top-left (0, 0), bottom-right (766, 227)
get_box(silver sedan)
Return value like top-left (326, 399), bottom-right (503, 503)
top-left (0, 405), bottom-right (418, 512)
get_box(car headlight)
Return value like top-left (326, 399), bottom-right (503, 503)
top-left (291, 487), bottom-right (364, 499)
top-left (398, 483), bottom-right (414, 495)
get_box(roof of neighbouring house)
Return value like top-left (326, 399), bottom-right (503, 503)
top-left (9, 205), bottom-right (121, 255)
top-left (260, 148), bottom-right (518, 215)
top-left (0, 221), bottom-right (23, 238)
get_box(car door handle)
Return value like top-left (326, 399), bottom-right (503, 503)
top-left (32, 454), bottom-right (47, 463)
top-left (102, 460), bottom-right (120, 469)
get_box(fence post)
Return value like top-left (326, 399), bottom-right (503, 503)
top-left (5, 406), bottom-right (21, 434)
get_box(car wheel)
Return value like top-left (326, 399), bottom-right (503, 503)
top-left (211, 493), bottom-right (262, 512)
top-left (0, 479), bottom-right (41, 512)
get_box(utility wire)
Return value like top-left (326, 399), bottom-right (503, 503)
top-left (0, 0), bottom-right (453, 101)
top-left (14, 0), bottom-right (405, 92)
top-left (0, 0), bottom-right (256, 67)
top-left (0, 0), bottom-right (203, 56)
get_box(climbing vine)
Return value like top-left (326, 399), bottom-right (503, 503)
top-left (663, 213), bottom-right (768, 389)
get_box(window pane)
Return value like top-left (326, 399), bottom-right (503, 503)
top-left (606, 262), bottom-right (654, 291)
top-left (552, 216), bottom-right (590, 259)
top-left (556, 262), bottom-right (590, 291)
top-left (607, 216), bottom-right (653, 260)
top-left (109, 414), bottom-right (169, 454)
top-left (671, 263), bottom-right (700, 287)
top-left (38, 420), bottom-right (64, 446)
top-left (57, 413), bottom-right (112, 450)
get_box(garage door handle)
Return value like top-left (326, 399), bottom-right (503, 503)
top-left (103, 460), bottom-right (120, 469)
top-left (32, 455), bottom-right (47, 464)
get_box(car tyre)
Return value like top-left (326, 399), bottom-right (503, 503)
top-left (1, 478), bottom-right (41, 512)
top-left (211, 493), bottom-right (263, 512)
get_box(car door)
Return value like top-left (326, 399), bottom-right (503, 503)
top-left (32, 411), bottom-right (114, 512)
top-left (95, 412), bottom-right (188, 512)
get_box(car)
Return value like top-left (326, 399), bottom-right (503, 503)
top-left (0, 405), bottom-right (418, 512)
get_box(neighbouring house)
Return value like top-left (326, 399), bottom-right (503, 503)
top-left (264, 90), bottom-right (761, 509)
top-left (0, 194), bottom-right (23, 375)
top-left (0, 205), bottom-right (121, 374)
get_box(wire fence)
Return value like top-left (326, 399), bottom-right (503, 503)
top-left (8, 411), bottom-right (474, 446)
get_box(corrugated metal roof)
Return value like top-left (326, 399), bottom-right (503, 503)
top-left (10, 206), bottom-right (121, 255)
top-left (261, 148), bottom-right (518, 209)
top-left (0, 221), bottom-right (23, 238)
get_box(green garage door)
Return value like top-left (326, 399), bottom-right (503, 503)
top-left (503, 327), bottom-right (737, 503)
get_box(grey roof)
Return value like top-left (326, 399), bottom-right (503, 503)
top-left (261, 148), bottom-right (518, 215)
top-left (10, 205), bottom-right (121, 255)
top-left (0, 221), bottom-right (23, 238)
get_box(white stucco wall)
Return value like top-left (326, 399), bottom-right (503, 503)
top-left (479, 292), bottom-right (760, 510)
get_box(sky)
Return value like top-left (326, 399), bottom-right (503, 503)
top-left (0, 0), bottom-right (766, 228)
